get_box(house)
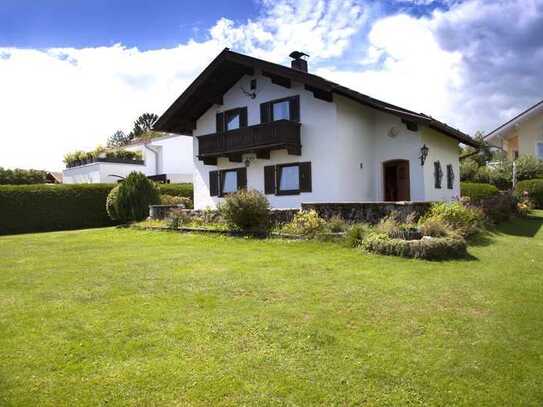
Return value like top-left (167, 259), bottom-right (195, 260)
top-left (63, 134), bottom-right (193, 184)
top-left (485, 99), bottom-right (543, 160)
top-left (155, 49), bottom-right (478, 210)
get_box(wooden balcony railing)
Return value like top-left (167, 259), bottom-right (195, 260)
top-left (197, 119), bottom-right (301, 165)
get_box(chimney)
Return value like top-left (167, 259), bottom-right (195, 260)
top-left (289, 51), bottom-right (309, 72)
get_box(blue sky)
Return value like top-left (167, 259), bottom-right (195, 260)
top-left (1, 0), bottom-right (542, 170)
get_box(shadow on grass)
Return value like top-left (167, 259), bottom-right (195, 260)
top-left (495, 214), bottom-right (543, 238)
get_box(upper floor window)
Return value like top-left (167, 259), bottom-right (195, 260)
top-left (225, 110), bottom-right (240, 131)
top-left (272, 100), bottom-right (290, 121)
top-left (260, 96), bottom-right (300, 123)
top-left (216, 107), bottom-right (247, 133)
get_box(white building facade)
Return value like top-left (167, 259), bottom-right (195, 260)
top-left (155, 49), bottom-right (477, 209)
top-left (63, 134), bottom-right (193, 184)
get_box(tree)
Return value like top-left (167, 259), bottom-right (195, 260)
top-left (107, 130), bottom-right (130, 148)
top-left (129, 113), bottom-right (159, 140)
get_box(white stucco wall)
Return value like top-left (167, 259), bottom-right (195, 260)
top-left (193, 71), bottom-right (338, 209)
top-left (421, 127), bottom-right (461, 201)
top-left (63, 162), bottom-right (146, 184)
top-left (125, 134), bottom-right (193, 182)
top-left (190, 71), bottom-right (461, 209)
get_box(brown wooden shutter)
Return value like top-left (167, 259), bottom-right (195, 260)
top-left (209, 170), bottom-right (219, 196)
top-left (237, 167), bottom-right (247, 190)
top-left (216, 112), bottom-right (225, 133)
top-left (299, 162), bottom-right (312, 192)
top-left (260, 102), bottom-right (271, 123)
top-left (289, 95), bottom-right (300, 122)
top-left (239, 107), bottom-right (248, 127)
top-left (264, 165), bottom-right (276, 195)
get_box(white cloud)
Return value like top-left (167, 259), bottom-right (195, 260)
top-left (1, 0), bottom-right (542, 170)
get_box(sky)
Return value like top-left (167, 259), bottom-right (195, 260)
top-left (1, 0), bottom-right (542, 170)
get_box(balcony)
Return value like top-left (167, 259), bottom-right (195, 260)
top-left (197, 119), bottom-right (301, 165)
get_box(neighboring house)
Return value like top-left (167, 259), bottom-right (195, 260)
top-left (485, 99), bottom-right (543, 160)
top-left (155, 49), bottom-right (477, 210)
top-left (63, 134), bottom-right (193, 184)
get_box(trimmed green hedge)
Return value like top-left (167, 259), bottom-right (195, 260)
top-left (514, 179), bottom-right (543, 208)
top-left (362, 232), bottom-right (467, 260)
top-left (158, 183), bottom-right (193, 199)
top-left (0, 184), bottom-right (116, 235)
top-left (460, 182), bottom-right (499, 201)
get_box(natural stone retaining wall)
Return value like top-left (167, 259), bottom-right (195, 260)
top-left (149, 202), bottom-right (432, 224)
top-left (301, 202), bottom-right (433, 224)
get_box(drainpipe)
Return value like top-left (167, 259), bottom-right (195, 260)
top-left (143, 142), bottom-right (160, 175)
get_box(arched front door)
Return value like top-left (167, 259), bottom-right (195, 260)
top-left (383, 160), bottom-right (410, 201)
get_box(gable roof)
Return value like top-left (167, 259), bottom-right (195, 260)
top-left (485, 98), bottom-right (543, 141)
top-left (155, 48), bottom-right (478, 147)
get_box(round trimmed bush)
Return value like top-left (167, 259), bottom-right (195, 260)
top-left (515, 179), bottom-right (543, 208)
top-left (461, 182), bottom-right (499, 201)
top-left (107, 172), bottom-right (160, 222)
top-left (218, 189), bottom-right (270, 231)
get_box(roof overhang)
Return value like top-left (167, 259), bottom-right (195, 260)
top-left (485, 99), bottom-right (543, 143)
top-left (155, 48), bottom-right (479, 148)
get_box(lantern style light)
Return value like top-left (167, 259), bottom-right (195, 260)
top-left (420, 144), bottom-right (429, 166)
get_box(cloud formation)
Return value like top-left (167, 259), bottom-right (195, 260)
top-left (0, 0), bottom-right (541, 170)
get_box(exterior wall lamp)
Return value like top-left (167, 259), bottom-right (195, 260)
top-left (420, 144), bottom-right (429, 166)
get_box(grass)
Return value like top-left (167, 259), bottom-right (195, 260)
top-left (1, 212), bottom-right (543, 405)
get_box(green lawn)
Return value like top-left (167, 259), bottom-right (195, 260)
top-left (1, 213), bottom-right (543, 406)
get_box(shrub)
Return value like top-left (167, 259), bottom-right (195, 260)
top-left (0, 167), bottom-right (49, 185)
top-left (325, 215), bottom-right (348, 233)
top-left (460, 159), bottom-right (479, 182)
top-left (515, 155), bottom-right (543, 181)
top-left (374, 211), bottom-right (401, 235)
top-left (0, 184), bottom-right (116, 235)
top-left (514, 179), bottom-right (543, 208)
top-left (419, 217), bottom-right (450, 237)
top-left (282, 210), bottom-right (326, 237)
top-left (160, 194), bottom-right (192, 207)
top-left (345, 223), bottom-right (371, 247)
top-left (362, 232), bottom-right (467, 260)
top-left (218, 189), bottom-right (270, 231)
top-left (424, 201), bottom-right (485, 237)
top-left (460, 182), bottom-right (499, 201)
top-left (108, 172), bottom-right (160, 222)
top-left (106, 185), bottom-right (121, 221)
top-left (165, 208), bottom-right (190, 229)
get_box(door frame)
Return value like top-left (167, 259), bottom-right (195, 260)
top-left (382, 159), bottom-right (411, 201)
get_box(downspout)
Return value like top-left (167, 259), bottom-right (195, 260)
top-left (143, 142), bottom-right (161, 175)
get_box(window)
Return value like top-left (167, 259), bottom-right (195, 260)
top-left (272, 100), bottom-right (290, 121)
top-left (278, 164), bottom-right (300, 193)
top-left (537, 143), bottom-right (543, 159)
top-left (209, 168), bottom-right (247, 197)
top-left (260, 96), bottom-right (300, 123)
top-left (264, 162), bottom-right (311, 195)
top-left (446, 164), bottom-right (454, 189)
top-left (225, 110), bottom-right (240, 131)
top-left (434, 161), bottom-right (443, 189)
top-left (216, 107), bottom-right (247, 133)
top-left (221, 170), bottom-right (238, 194)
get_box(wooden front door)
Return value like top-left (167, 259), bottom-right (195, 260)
top-left (383, 160), bottom-right (410, 201)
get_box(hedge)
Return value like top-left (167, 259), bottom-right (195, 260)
top-left (158, 183), bottom-right (193, 199)
top-left (362, 233), bottom-right (467, 260)
top-left (460, 182), bottom-right (499, 201)
top-left (0, 184), bottom-right (116, 235)
top-left (514, 179), bottom-right (543, 208)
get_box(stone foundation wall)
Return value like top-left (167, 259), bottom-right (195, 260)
top-left (149, 202), bottom-right (433, 224)
top-left (301, 202), bottom-right (433, 224)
